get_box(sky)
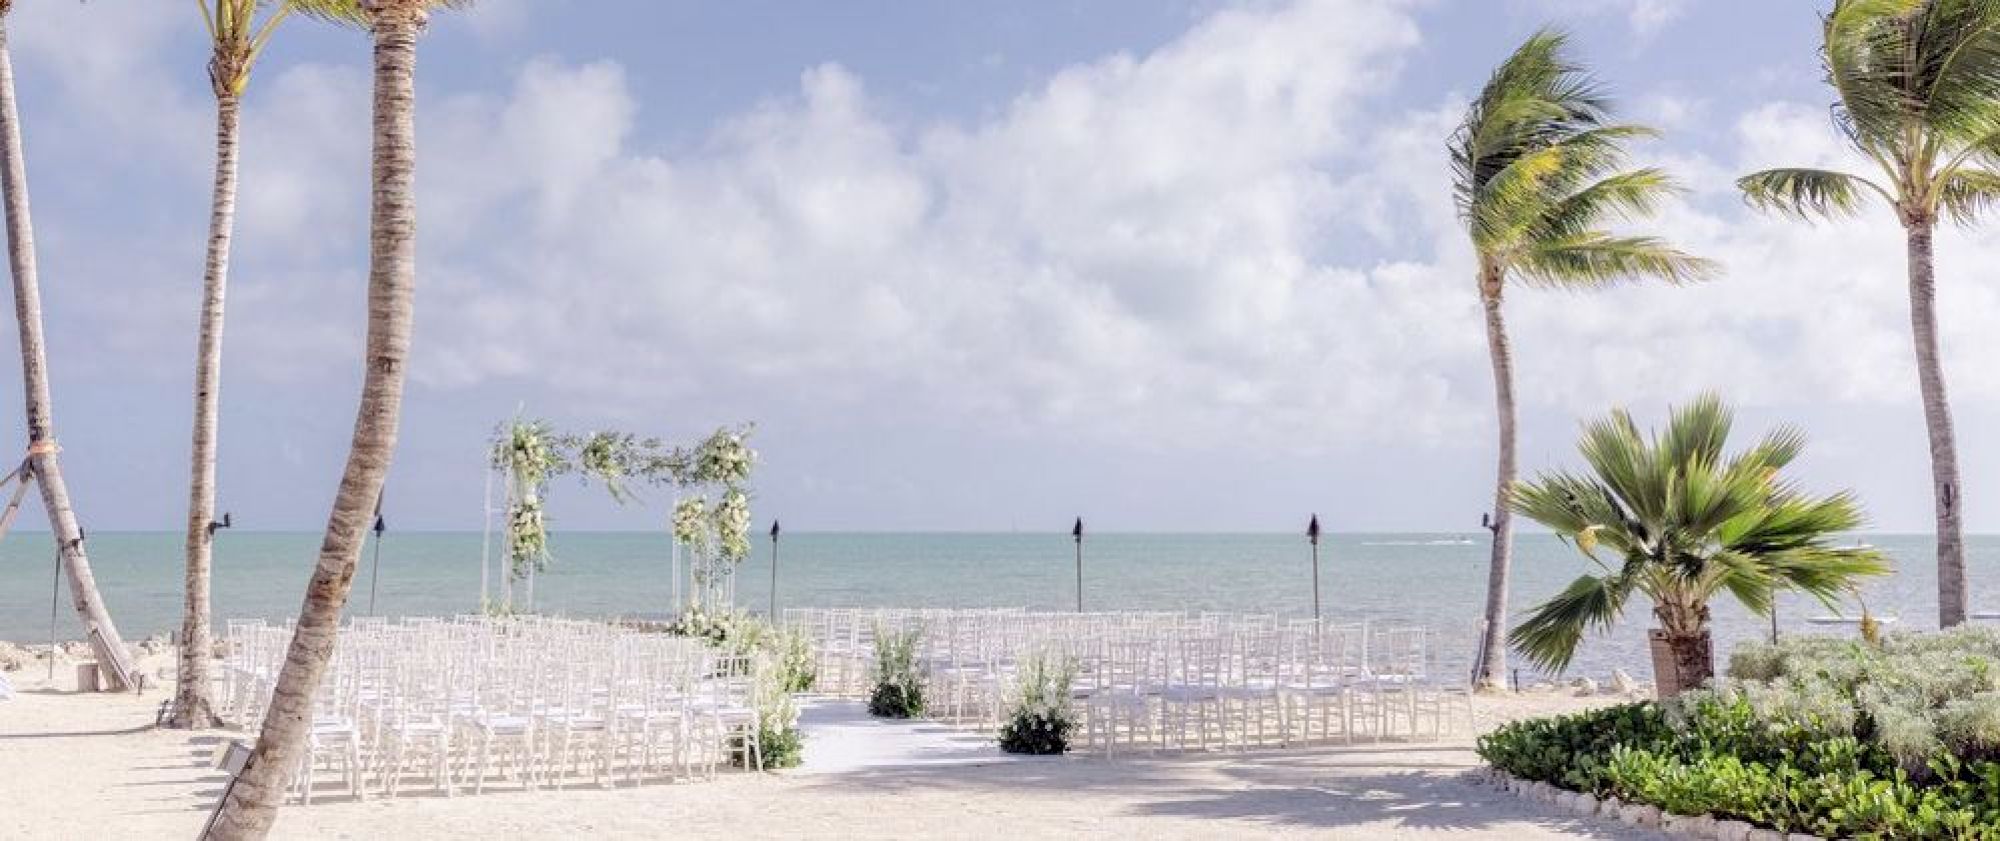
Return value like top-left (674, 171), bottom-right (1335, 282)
top-left (0, 0), bottom-right (1992, 535)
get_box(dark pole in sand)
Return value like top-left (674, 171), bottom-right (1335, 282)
top-left (368, 493), bottom-right (387, 615)
top-left (1072, 517), bottom-right (1085, 613)
top-left (1308, 514), bottom-right (1322, 621)
top-left (768, 519), bottom-right (781, 620)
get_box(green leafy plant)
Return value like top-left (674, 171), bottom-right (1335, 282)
top-left (998, 650), bottom-right (1077, 755)
top-left (1483, 630), bottom-right (2000, 839)
top-left (1507, 393), bottom-right (1890, 694)
top-left (867, 625), bottom-right (926, 719)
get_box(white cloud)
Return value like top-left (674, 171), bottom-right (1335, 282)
top-left (8, 0), bottom-right (2000, 531)
top-left (1514, 0), bottom-right (1688, 38)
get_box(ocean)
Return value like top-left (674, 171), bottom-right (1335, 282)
top-left (3, 531), bottom-right (1996, 683)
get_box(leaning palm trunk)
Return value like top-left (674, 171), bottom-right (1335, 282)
top-left (0, 15), bottom-right (137, 692)
top-left (1905, 220), bottom-right (1967, 628)
top-left (208, 19), bottom-right (420, 839)
top-left (171, 95), bottom-right (242, 729)
top-left (1472, 269), bottom-right (1514, 691)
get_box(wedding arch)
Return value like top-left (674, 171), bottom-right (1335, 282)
top-left (480, 417), bottom-right (755, 614)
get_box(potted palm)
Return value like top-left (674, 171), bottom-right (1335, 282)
top-left (1508, 393), bottom-right (1889, 696)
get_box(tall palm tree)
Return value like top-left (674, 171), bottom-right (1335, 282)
top-left (170, 0), bottom-right (292, 731)
top-left (209, 1), bottom-right (467, 835)
top-left (1509, 394), bottom-right (1890, 695)
top-left (0, 1), bottom-right (140, 690)
top-left (1737, 0), bottom-right (2000, 629)
top-left (1451, 28), bottom-right (1715, 690)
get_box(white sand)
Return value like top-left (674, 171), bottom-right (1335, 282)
top-left (0, 652), bottom-right (1661, 840)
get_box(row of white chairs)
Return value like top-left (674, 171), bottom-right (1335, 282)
top-left (219, 616), bottom-right (775, 804)
top-left (783, 608), bottom-right (1476, 754)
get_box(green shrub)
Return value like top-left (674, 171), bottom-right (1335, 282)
top-left (1939, 692), bottom-right (2000, 763)
top-left (1487, 631), bottom-right (2000, 840)
top-left (998, 650), bottom-right (1077, 755)
top-left (867, 624), bottom-right (926, 719)
top-left (1476, 702), bottom-right (1671, 795)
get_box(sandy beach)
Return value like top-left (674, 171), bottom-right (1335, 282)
top-left (0, 647), bottom-right (1658, 840)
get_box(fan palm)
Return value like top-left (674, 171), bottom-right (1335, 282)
top-left (0, 1), bottom-right (142, 690)
top-left (208, 1), bottom-right (469, 837)
top-left (171, 0), bottom-right (293, 731)
top-left (1737, 0), bottom-right (2000, 629)
top-left (1451, 28), bottom-right (1715, 691)
top-left (1509, 394), bottom-right (1890, 696)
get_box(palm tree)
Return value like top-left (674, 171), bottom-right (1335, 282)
top-left (170, 0), bottom-right (292, 731)
top-left (0, 1), bottom-right (141, 690)
top-left (1450, 28), bottom-right (1715, 691)
top-left (208, 1), bottom-right (467, 835)
top-left (1737, 0), bottom-right (2000, 629)
top-left (1509, 393), bottom-right (1891, 696)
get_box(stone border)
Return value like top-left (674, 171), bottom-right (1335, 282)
top-left (1469, 767), bottom-right (1829, 841)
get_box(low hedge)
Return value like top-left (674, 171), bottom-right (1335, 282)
top-left (1479, 700), bottom-right (2000, 839)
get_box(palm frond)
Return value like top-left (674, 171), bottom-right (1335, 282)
top-left (1510, 572), bottom-right (1637, 673)
top-left (1515, 232), bottom-right (1718, 289)
top-left (290, 0), bottom-right (476, 28)
top-left (1525, 167), bottom-right (1682, 242)
top-left (1811, 0), bottom-right (2000, 202)
top-left (1936, 165), bottom-right (2000, 223)
top-left (1737, 168), bottom-right (1886, 220)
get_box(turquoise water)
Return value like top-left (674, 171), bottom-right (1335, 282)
top-left (3, 531), bottom-right (1996, 682)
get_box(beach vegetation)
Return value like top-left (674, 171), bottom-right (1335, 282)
top-left (1451, 27), bottom-right (1714, 690)
top-left (1507, 393), bottom-right (1889, 695)
top-left (1482, 629), bottom-right (2000, 838)
top-left (1739, 0), bottom-right (2000, 629)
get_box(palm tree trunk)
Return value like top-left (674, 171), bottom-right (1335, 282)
top-left (1472, 266), bottom-right (1514, 692)
top-left (1905, 220), bottom-right (1967, 628)
top-left (208, 16), bottom-right (421, 838)
top-left (1648, 600), bottom-right (1713, 697)
top-left (0, 15), bottom-right (137, 692)
top-left (170, 94), bottom-right (241, 729)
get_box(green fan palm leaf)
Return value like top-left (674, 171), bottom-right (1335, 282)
top-left (1508, 395), bottom-right (1889, 693)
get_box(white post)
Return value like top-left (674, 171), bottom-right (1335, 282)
top-left (479, 465), bottom-right (492, 612)
top-left (670, 492), bottom-right (680, 614)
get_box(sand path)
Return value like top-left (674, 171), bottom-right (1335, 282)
top-left (0, 661), bottom-right (1659, 840)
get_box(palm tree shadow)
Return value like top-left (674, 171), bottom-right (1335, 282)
top-left (798, 748), bottom-right (1661, 838)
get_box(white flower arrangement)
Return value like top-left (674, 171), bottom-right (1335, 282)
top-left (483, 415), bottom-right (758, 610)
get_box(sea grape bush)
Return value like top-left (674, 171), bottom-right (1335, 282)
top-left (1479, 629), bottom-right (2000, 839)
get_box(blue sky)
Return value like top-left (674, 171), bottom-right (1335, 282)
top-left (2, 0), bottom-right (1995, 535)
